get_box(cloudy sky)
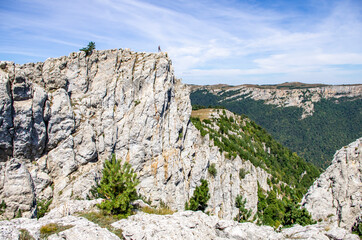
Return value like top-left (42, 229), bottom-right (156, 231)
top-left (1, 0), bottom-right (361, 85)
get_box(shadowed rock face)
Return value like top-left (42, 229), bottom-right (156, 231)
top-left (0, 49), bottom-right (273, 220)
top-left (302, 138), bottom-right (361, 230)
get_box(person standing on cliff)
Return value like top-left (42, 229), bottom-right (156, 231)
top-left (158, 45), bottom-right (161, 52)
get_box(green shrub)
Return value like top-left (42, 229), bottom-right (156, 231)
top-left (94, 154), bottom-right (140, 216)
top-left (203, 119), bottom-right (212, 124)
top-left (208, 163), bottom-right (217, 177)
top-left (16, 209), bottom-right (22, 218)
top-left (0, 200), bottom-right (6, 214)
top-left (239, 168), bottom-right (247, 180)
top-left (185, 179), bottom-right (210, 212)
top-left (80, 41), bottom-right (96, 56)
top-left (283, 202), bottom-right (315, 227)
top-left (36, 199), bottom-right (52, 219)
top-left (234, 194), bottom-right (251, 222)
top-left (178, 131), bottom-right (183, 140)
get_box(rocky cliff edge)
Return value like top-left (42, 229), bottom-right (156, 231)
top-left (0, 49), bottom-right (270, 220)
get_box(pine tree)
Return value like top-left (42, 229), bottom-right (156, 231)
top-left (283, 201), bottom-right (315, 227)
top-left (95, 154), bottom-right (139, 216)
top-left (80, 41), bottom-right (96, 56)
top-left (234, 194), bottom-right (252, 222)
top-left (185, 179), bottom-right (210, 212)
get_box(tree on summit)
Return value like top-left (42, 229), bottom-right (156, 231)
top-left (80, 41), bottom-right (96, 56)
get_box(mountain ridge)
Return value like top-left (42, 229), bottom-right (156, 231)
top-left (189, 82), bottom-right (362, 90)
top-left (190, 83), bottom-right (362, 168)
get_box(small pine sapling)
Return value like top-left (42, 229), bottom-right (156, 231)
top-left (95, 154), bottom-right (140, 216)
top-left (234, 194), bottom-right (251, 222)
top-left (185, 179), bottom-right (210, 212)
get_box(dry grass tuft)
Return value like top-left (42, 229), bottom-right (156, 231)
top-left (39, 223), bottom-right (73, 238)
top-left (191, 109), bottom-right (214, 121)
top-left (79, 212), bottom-right (125, 239)
top-left (19, 229), bottom-right (35, 240)
top-left (141, 206), bottom-right (175, 215)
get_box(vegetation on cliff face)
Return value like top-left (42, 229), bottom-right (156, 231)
top-left (190, 89), bottom-right (361, 168)
top-left (234, 194), bottom-right (252, 223)
top-left (190, 109), bottom-right (318, 227)
top-left (191, 109), bottom-right (320, 198)
top-left (256, 184), bottom-right (315, 228)
top-left (185, 179), bottom-right (210, 212)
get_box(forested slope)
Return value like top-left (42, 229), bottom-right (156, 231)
top-left (191, 87), bottom-right (362, 168)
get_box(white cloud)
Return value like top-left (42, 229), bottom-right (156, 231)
top-left (1, 0), bottom-right (361, 84)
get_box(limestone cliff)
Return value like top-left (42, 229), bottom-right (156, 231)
top-left (302, 138), bottom-right (361, 230)
top-left (0, 49), bottom-right (272, 220)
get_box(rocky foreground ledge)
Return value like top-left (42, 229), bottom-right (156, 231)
top-left (0, 203), bottom-right (359, 240)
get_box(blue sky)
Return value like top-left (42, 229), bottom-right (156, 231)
top-left (1, 0), bottom-right (362, 85)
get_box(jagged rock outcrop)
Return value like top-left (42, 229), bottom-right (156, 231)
top-left (191, 83), bottom-right (362, 118)
top-left (302, 138), bottom-right (361, 230)
top-left (1, 210), bottom-right (359, 240)
top-left (0, 49), bottom-right (272, 220)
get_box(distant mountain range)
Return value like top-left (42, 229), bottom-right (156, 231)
top-left (190, 82), bottom-right (362, 168)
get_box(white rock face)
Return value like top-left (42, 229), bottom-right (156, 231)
top-left (194, 84), bottom-right (362, 118)
top-left (0, 49), bottom-right (271, 220)
top-left (43, 199), bottom-right (103, 219)
top-left (302, 138), bottom-right (362, 230)
top-left (112, 211), bottom-right (359, 240)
